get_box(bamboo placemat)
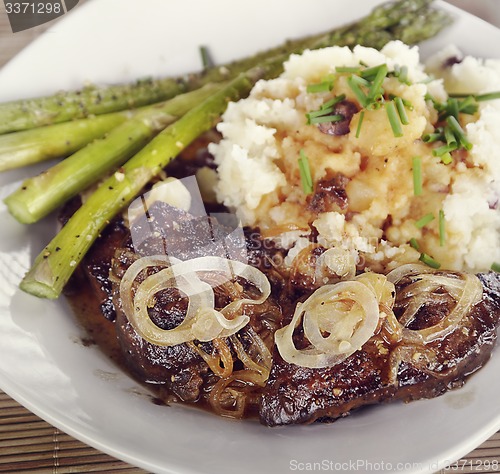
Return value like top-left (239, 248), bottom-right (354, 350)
top-left (0, 2), bottom-right (499, 473)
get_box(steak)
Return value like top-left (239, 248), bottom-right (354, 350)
top-left (259, 272), bottom-right (500, 426)
top-left (64, 197), bottom-right (500, 425)
top-left (70, 200), bottom-right (283, 405)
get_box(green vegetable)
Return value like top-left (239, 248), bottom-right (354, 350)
top-left (432, 143), bottom-right (456, 157)
top-left (307, 79), bottom-right (334, 93)
top-left (366, 64), bottom-right (388, 100)
top-left (0, 0), bottom-right (453, 135)
top-left (386, 100), bottom-right (403, 137)
top-left (336, 66), bottom-right (362, 74)
top-left (412, 156), bottom-right (423, 196)
top-left (419, 252), bottom-right (441, 269)
top-left (199, 45), bottom-right (213, 70)
top-left (0, 78), bottom-right (187, 135)
top-left (393, 64), bottom-right (409, 84)
top-left (409, 238), bottom-right (420, 251)
top-left (415, 213), bottom-right (435, 228)
top-left (347, 76), bottom-right (369, 107)
top-left (19, 63), bottom-right (283, 299)
top-left (298, 149), bottom-right (314, 195)
top-left (0, 111), bottom-right (130, 172)
top-left (450, 91), bottom-right (500, 102)
top-left (394, 96), bottom-right (409, 124)
top-left (4, 85), bottom-right (219, 224)
top-left (305, 94), bottom-right (346, 124)
top-left (440, 152), bottom-right (453, 165)
top-left (446, 116), bottom-right (472, 151)
top-left (15, 0), bottom-right (455, 299)
top-left (308, 114), bottom-right (343, 125)
top-left (355, 110), bottom-right (365, 138)
top-left (423, 90), bottom-right (500, 160)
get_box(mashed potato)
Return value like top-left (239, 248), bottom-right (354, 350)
top-left (210, 41), bottom-right (500, 273)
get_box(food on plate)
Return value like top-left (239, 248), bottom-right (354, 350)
top-left (1, 0), bottom-right (499, 426)
top-left (0, 0), bottom-right (450, 136)
top-left (63, 39), bottom-right (500, 424)
top-left (211, 41), bottom-right (500, 273)
top-left (261, 270), bottom-right (500, 425)
top-left (67, 191), bottom-right (500, 423)
top-left (4, 0), bottom-right (453, 301)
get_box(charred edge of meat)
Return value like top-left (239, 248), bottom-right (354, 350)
top-left (259, 271), bottom-right (500, 426)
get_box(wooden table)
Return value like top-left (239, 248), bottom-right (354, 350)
top-left (0, 2), bottom-right (499, 473)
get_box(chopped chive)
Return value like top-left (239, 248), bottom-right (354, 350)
top-left (321, 94), bottom-right (346, 110)
top-left (298, 149), bottom-right (313, 195)
top-left (440, 152), bottom-right (453, 165)
top-left (409, 238), bottom-right (420, 251)
top-left (475, 91), bottom-right (500, 102)
top-left (355, 110), bottom-right (365, 138)
top-left (367, 64), bottom-right (388, 100)
top-left (199, 45), bottom-right (213, 69)
top-left (305, 95), bottom-right (347, 124)
top-left (350, 74), bottom-right (371, 87)
top-left (447, 98), bottom-right (459, 120)
top-left (360, 64), bottom-right (384, 80)
top-left (439, 209), bottom-right (446, 246)
top-left (415, 213), bottom-right (435, 229)
top-left (367, 100), bottom-right (383, 110)
top-left (425, 92), bottom-right (437, 104)
top-left (385, 101), bottom-right (403, 137)
top-left (419, 253), bottom-right (441, 269)
top-left (412, 156), bottom-right (423, 196)
top-left (458, 96), bottom-right (478, 114)
top-left (401, 97), bottom-right (414, 110)
top-left (491, 262), bottom-right (500, 272)
top-left (306, 108), bottom-right (332, 120)
top-left (309, 114), bottom-right (344, 124)
top-left (307, 80), bottom-right (334, 93)
top-left (335, 66), bottom-right (361, 73)
top-left (444, 125), bottom-right (457, 147)
top-left (347, 76), bottom-right (369, 108)
top-left (398, 65), bottom-right (409, 83)
top-left (306, 107), bottom-right (334, 123)
top-left (394, 97), bottom-right (409, 125)
top-left (443, 121), bottom-right (458, 146)
top-left (446, 116), bottom-right (473, 150)
top-left (433, 143), bottom-right (457, 157)
top-left (423, 132), bottom-right (442, 143)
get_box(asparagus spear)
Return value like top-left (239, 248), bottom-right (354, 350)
top-left (20, 60), bottom-right (283, 299)
top-left (0, 0), bottom-right (450, 135)
top-left (0, 78), bottom-right (187, 135)
top-left (4, 85), bottom-right (219, 224)
top-left (0, 111), bottom-right (131, 172)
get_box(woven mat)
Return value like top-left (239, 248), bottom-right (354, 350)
top-left (1, 3), bottom-right (500, 473)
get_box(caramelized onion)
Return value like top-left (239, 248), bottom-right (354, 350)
top-left (119, 255), bottom-right (271, 346)
top-left (386, 264), bottom-right (483, 343)
top-left (208, 370), bottom-right (262, 419)
top-left (187, 338), bottom-right (234, 379)
top-left (275, 277), bottom-right (391, 369)
top-left (230, 327), bottom-right (272, 385)
top-left (387, 345), bottom-right (442, 385)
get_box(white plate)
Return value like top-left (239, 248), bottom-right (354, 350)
top-left (1, 1), bottom-right (499, 473)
